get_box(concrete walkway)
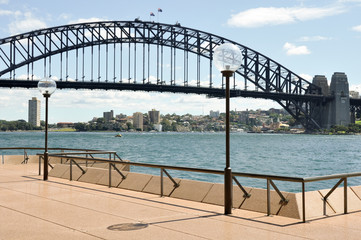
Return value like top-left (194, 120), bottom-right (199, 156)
top-left (1, 164), bottom-right (361, 240)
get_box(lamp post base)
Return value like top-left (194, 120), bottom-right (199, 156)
top-left (224, 167), bottom-right (233, 214)
top-left (43, 151), bottom-right (48, 181)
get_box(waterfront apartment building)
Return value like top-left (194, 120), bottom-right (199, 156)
top-left (133, 112), bottom-right (143, 131)
top-left (103, 110), bottom-right (114, 122)
top-left (148, 109), bottom-right (160, 124)
top-left (210, 110), bottom-right (220, 118)
top-left (28, 97), bottom-right (41, 127)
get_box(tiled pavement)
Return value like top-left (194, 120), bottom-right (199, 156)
top-left (1, 164), bottom-right (361, 240)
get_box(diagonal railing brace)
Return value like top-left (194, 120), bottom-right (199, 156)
top-left (269, 179), bottom-right (288, 205)
top-left (232, 176), bottom-right (251, 198)
top-left (111, 163), bottom-right (126, 179)
top-left (323, 178), bottom-right (345, 215)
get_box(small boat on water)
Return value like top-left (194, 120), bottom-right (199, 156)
top-left (114, 133), bottom-right (122, 137)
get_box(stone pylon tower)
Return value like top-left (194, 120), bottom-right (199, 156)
top-left (329, 72), bottom-right (350, 127)
top-left (312, 75), bottom-right (329, 129)
top-left (311, 72), bottom-right (350, 129)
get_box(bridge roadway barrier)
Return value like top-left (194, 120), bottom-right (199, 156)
top-left (3, 155), bottom-right (361, 221)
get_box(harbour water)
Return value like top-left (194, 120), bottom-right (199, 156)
top-left (1, 131), bottom-right (361, 192)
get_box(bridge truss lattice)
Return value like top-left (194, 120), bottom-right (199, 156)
top-left (0, 20), bottom-right (327, 130)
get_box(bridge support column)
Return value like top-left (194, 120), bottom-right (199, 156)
top-left (312, 75), bottom-right (330, 129)
top-left (328, 72), bottom-right (350, 127)
top-left (311, 72), bottom-right (350, 129)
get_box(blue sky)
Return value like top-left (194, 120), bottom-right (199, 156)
top-left (0, 0), bottom-right (361, 123)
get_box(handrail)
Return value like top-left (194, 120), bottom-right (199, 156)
top-left (46, 154), bottom-right (224, 174)
top-left (44, 153), bottom-right (361, 223)
top-left (0, 147), bottom-right (107, 152)
top-left (48, 151), bottom-right (122, 163)
top-left (3, 147), bottom-right (361, 223)
top-left (47, 151), bottom-right (118, 155)
top-left (232, 171), bottom-right (304, 183)
top-left (304, 172), bottom-right (361, 182)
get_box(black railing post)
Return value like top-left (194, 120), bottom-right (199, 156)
top-left (70, 159), bottom-right (73, 181)
top-left (302, 181), bottom-right (306, 223)
top-left (344, 178), bottom-right (348, 214)
top-left (267, 179), bottom-right (270, 216)
top-left (160, 168), bottom-right (164, 197)
top-left (109, 163), bottom-right (112, 188)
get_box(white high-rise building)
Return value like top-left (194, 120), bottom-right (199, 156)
top-left (28, 97), bottom-right (41, 127)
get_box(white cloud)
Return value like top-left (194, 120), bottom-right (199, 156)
top-left (0, 9), bottom-right (12, 15)
top-left (298, 36), bottom-right (332, 42)
top-left (68, 17), bottom-right (107, 25)
top-left (227, 6), bottom-right (345, 28)
top-left (283, 42), bottom-right (311, 55)
top-left (59, 13), bottom-right (71, 21)
top-left (0, 0), bottom-right (9, 4)
top-left (0, 9), bottom-right (21, 17)
top-left (299, 73), bottom-right (313, 81)
top-left (8, 11), bottom-right (47, 35)
top-left (350, 84), bottom-right (361, 93)
top-left (338, 0), bottom-right (361, 2)
top-left (352, 25), bottom-right (361, 32)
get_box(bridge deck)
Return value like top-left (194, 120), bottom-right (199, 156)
top-left (1, 163), bottom-right (361, 239)
top-left (0, 79), bottom-right (332, 101)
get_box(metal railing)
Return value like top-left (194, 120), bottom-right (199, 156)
top-left (0, 147), bottom-right (122, 166)
top-left (36, 150), bottom-right (123, 176)
top-left (0, 147), bottom-right (115, 158)
top-left (40, 152), bottom-right (361, 223)
top-left (2, 147), bottom-right (361, 223)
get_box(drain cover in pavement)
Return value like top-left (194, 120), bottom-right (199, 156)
top-left (107, 223), bottom-right (149, 231)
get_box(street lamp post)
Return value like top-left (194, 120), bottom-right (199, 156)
top-left (213, 43), bottom-right (242, 214)
top-left (38, 78), bottom-right (57, 181)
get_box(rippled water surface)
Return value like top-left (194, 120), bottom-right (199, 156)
top-left (1, 131), bottom-right (361, 192)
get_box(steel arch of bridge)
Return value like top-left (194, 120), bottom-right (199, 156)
top-left (0, 20), bottom-right (326, 130)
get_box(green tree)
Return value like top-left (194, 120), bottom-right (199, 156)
top-left (161, 119), bottom-right (172, 131)
top-left (74, 123), bottom-right (88, 131)
top-left (126, 122), bottom-right (134, 130)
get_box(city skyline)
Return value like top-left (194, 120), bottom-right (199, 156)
top-left (22, 96), bottom-right (288, 125)
top-left (1, 0), bottom-right (361, 123)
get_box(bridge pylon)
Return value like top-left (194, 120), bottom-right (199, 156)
top-left (311, 72), bottom-right (350, 129)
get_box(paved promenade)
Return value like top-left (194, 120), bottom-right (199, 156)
top-left (1, 164), bottom-right (361, 239)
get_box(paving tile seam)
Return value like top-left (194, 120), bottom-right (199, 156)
top-left (147, 224), bottom-right (212, 240)
top-left (39, 175), bottom-right (298, 223)
top-left (0, 181), bottom-right (196, 223)
top-left (193, 214), bottom-right (313, 240)
top-left (1, 176), bottom-right (314, 234)
top-left (308, 215), bottom-right (361, 232)
top-left (8, 169), bottom-right (361, 237)
top-left (0, 185), bottom-right (205, 239)
top-left (0, 204), bottom-right (106, 240)
top-left (0, 187), bottom-right (219, 240)
top-left (0, 185), bottom-right (143, 223)
top-left (38, 178), bottom-right (228, 218)
top-left (151, 215), bottom-right (312, 240)
top-left (54, 185), bottom-right (209, 219)
top-left (3, 166), bottom-right (361, 239)
top-left (0, 181), bottom-right (217, 230)
top-left (2, 177), bottom-right (301, 237)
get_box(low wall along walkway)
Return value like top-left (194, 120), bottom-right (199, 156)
top-left (3, 155), bottom-right (361, 220)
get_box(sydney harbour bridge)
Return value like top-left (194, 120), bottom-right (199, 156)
top-left (0, 20), bottom-right (360, 131)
